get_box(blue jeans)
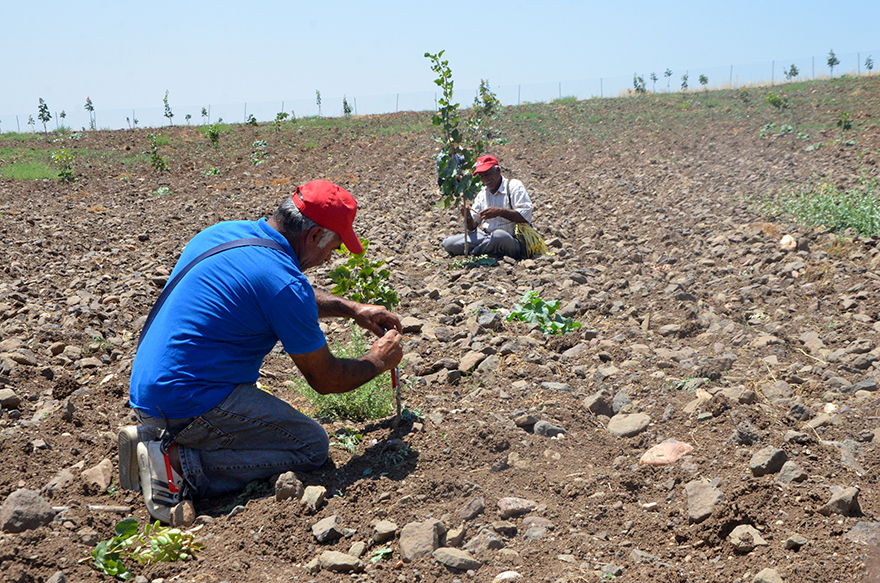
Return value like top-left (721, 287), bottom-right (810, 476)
top-left (134, 383), bottom-right (329, 498)
top-left (442, 229), bottom-right (522, 259)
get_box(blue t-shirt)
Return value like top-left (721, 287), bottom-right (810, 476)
top-left (129, 218), bottom-right (326, 418)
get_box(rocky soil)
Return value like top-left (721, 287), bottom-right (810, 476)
top-left (1, 76), bottom-right (880, 583)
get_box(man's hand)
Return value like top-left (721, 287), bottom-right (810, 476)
top-left (369, 329), bottom-right (404, 373)
top-left (478, 206), bottom-right (527, 224)
top-left (352, 303), bottom-right (402, 337)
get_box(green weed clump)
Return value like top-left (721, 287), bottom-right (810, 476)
top-left (773, 177), bottom-right (880, 237)
top-left (1, 160), bottom-right (56, 180)
top-left (507, 290), bottom-right (582, 335)
top-left (288, 327), bottom-right (394, 422)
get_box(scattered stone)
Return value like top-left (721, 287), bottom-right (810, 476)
top-left (458, 496), bottom-right (485, 521)
top-left (348, 541), bottom-right (366, 558)
top-left (400, 316), bottom-right (424, 334)
top-left (399, 519), bottom-right (445, 562)
top-left (464, 528), bottom-right (504, 552)
top-left (749, 446), bottom-right (788, 477)
top-left (433, 547), bottom-right (482, 571)
top-left (372, 519), bottom-right (398, 543)
top-left (843, 522), bottom-right (880, 546)
top-left (540, 381), bottom-right (571, 392)
top-left (753, 568), bottom-right (784, 583)
top-left (497, 497), bottom-right (537, 519)
top-left (784, 533), bottom-right (808, 550)
top-left (684, 480), bottom-right (725, 523)
top-left (275, 471), bottom-right (304, 502)
top-left (0, 489), bottom-right (56, 533)
top-left (81, 459), bottom-right (114, 491)
top-left (522, 526), bottom-right (547, 541)
top-left (533, 420), bottom-right (566, 437)
top-left (583, 391), bottom-right (614, 417)
top-left (312, 515), bottom-right (343, 543)
top-left (446, 524), bottom-right (466, 547)
top-left (318, 550), bottom-right (363, 572)
top-left (0, 388), bottom-right (21, 409)
top-left (728, 524), bottom-right (768, 552)
top-left (494, 571), bottom-right (522, 581)
top-left (776, 461), bottom-right (807, 484)
top-left (607, 413), bottom-right (651, 437)
top-left (459, 351), bottom-right (486, 373)
top-left (301, 485), bottom-right (326, 513)
top-left (817, 486), bottom-right (860, 516)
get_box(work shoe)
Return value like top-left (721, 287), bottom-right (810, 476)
top-left (118, 425), bottom-right (160, 492)
top-left (137, 440), bottom-right (186, 523)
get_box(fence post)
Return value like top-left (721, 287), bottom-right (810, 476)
top-left (559, 82), bottom-right (561, 99)
top-left (17, 116), bottom-right (20, 132)
top-left (600, 78), bottom-right (603, 98)
top-left (729, 65), bottom-right (733, 87)
top-left (812, 57), bottom-right (815, 79)
top-left (244, 103), bottom-right (247, 122)
top-left (518, 85), bottom-right (521, 105)
top-left (771, 60), bottom-right (774, 85)
top-left (354, 98), bottom-right (357, 116)
top-left (396, 94), bottom-right (399, 112)
top-left (858, 53), bottom-right (861, 76)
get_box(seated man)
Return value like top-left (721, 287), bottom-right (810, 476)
top-left (120, 180), bottom-right (403, 524)
top-left (442, 155), bottom-right (533, 259)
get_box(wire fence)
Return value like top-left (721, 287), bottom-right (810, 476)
top-left (2, 48), bottom-right (877, 133)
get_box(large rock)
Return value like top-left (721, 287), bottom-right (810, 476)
top-left (749, 446), bottom-right (788, 477)
top-left (399, 519), bottom-right (445, 562)
top-left (312, 515), bottom-right (343, 543)
top-left (318, 550), bottom-right (363, 572)
top-left (497, 497), bottom-right (538, 519)
top-left (684, 481), bottom-right (725, 524)
top-left (433, 547), bottom-right (482, 571)
top-left (1, 489), bottom-right (56, 533)
top-left (817, 486), bottom-right (860, 516)
top-left (607, 413), bottom-right (651, 437)
top-left (81, 459), bottom-right (114, 491)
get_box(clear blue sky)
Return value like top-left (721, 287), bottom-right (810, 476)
top-left (3, 0), bottom-right (879, 129)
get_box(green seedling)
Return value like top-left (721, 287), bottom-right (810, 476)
top-left (84, 518), bottom-right (203, 580)
top-left (246, 114), bottom-right (258, 126)
top-left (146, 134), bottom-right (168, 172)
top-left (51, 149), bottom-right (75, 184)
top-left (370, 548), bottom-right (394, 563)
top-left (84, 97), bottom-right (95, 130)
top-left (274, 111), bottom-right (289, 132)
top-left (343, 96), bottom-right (352, 117)
top-left (506, 290), bottom-right (581, 335)
top-left (330, 428), bottom-right (363, 454)
top-left (328, 239), bottom-right (399, 309)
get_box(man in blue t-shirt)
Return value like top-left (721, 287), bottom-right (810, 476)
top-left (120, 180), bottom-right (403, 525)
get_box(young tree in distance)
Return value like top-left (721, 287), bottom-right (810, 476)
top-left (27, 115), bottom-right (36, 133)
top-left (681, 72), bottom-right (689, 92)
top-left (201, 107), bottom-right (209, 125)
top-left (827, 49), bottom-right (840, 77)
top-left (632, 74), bottom-right (646, 94)
top-left (785, 64), bottom-right (799, 81)
top-left (37, 98), bottom-right (52, 136)
top-left (650, 72), bottom-right (658, 92)
top-left (664, 68), bottom-right (673, 91)
top-left (698, 74), bottom-right (708, 90)
top-left (84, 97), bottom-right (95, 130)
top-left (866, 55), bottom-right (874, 72)
top-left (343, 96), bottom-right (352, 117)
top-left (316, 90), bottom-right (322, 117)
top-left (163, 91), bottom-right (174, 126)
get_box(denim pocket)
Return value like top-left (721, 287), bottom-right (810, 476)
top-left (174, 416), bottom-right (234, 451)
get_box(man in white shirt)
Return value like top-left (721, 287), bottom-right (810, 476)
top-left (442, 155), bottom-right (533, 259)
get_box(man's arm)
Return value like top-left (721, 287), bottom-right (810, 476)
top-left (314, 288), bottom-right (402, 337)
top-left (290, 329), bottom-right (403, 395)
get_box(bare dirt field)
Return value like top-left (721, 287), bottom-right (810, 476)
top-left (1, 75), bottom-right (880, 583)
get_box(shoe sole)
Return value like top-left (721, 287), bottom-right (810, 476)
top-left (137, 441), bottom-right (174, 523)
top-left (119, 425), bottom-right (160, 492)
top-left (118, 426), bottom-right (140, 492)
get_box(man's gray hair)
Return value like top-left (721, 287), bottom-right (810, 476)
top-left (272, 196), bottom-right (338, 248)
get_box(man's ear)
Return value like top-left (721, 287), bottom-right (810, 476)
top-left (305, 225), bottom-right (325, 246)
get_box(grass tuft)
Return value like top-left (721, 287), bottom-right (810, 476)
top-left (1, 160), bottom-right (56, 180)
top-left (770, 176), bottom-right (880, 237)
top-left (288, 326), bottom-right (394, 422)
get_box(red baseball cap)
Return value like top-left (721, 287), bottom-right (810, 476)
top-left (292, 180), bottom-right (363, 254)
top-left (473, 155), bottom-right (499, 174)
